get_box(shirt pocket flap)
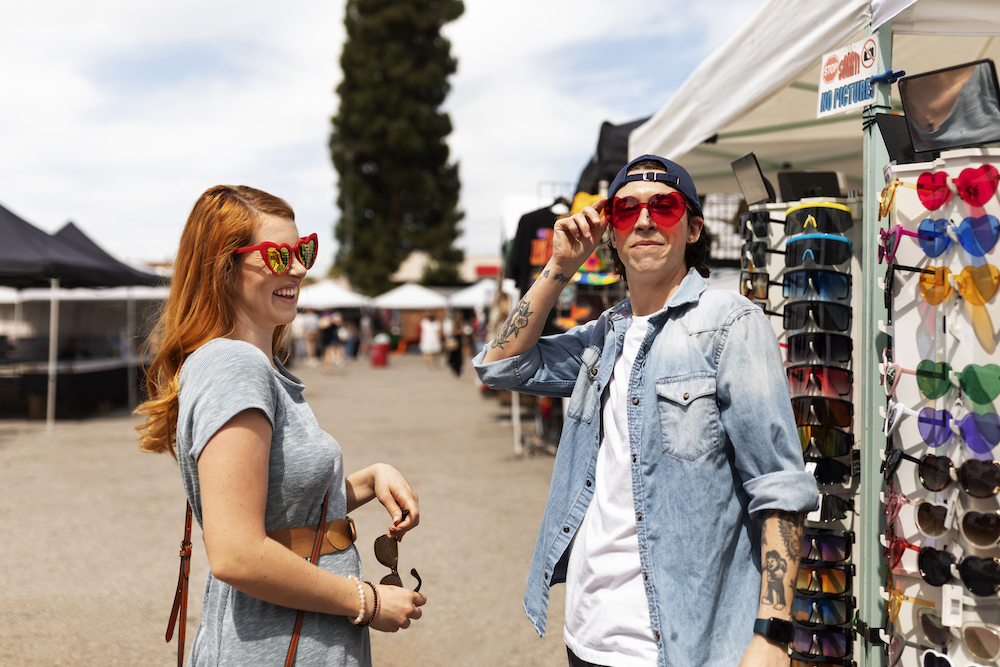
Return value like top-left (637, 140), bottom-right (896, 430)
top-left (655, 376), bottom-right (717, 407)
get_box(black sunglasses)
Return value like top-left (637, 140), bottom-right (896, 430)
top-left (785, 235), bottom-right (852, 268)
top-left (741, 241), bottom-right (785, 270)
top-left (918, 546), bottom-right (1000, 597)
top-left (373, 510), bottom-right (422, 592)
top-left (783, 301), bottom-right (852, 333)
top-left (793, 397), bottom-right (854, 429)
top-left (819, 494), bottom-right (856, 522)
top-left (740, 210), bottom-right (784, 239)
top-left (881, 448), bottom-right (1000, 498)
top-left (801, 527), bottom-right (854, 565)
top-left (786, 333), bottom-right (853, 364)
top-left (784, 203), bottom-right (855, 236)
top-left (883, 261), bottom-right (935, 313)
top-left (814, 458), bottom-right (852, 485)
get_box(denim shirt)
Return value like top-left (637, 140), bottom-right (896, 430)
top-left (473, 270), bottom-right (819, 667)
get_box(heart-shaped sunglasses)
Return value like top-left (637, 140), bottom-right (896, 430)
top-left (879, 164), bottom-right (1000, 219)
top-left (608, 191), bottom-right (687, 231)
top-left (235, 233), bottom-right (319, 276)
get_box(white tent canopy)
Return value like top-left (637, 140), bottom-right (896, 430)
top-left (297, 280), bottom-right (371, 310)
top-left (446, 278), bottom-right (497, 310)
top-left (372, 282), bottom-right (448, 310)
top-left (628, 0), bottom-right (1000, 194)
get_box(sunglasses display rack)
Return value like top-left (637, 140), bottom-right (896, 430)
top-left (741, 196), bottom-right (865, 665)
top-left (879, 148), bottom-right (1000, 667)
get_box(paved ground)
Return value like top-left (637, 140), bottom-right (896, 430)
top-left (0, 352), bottom-right (568, 666)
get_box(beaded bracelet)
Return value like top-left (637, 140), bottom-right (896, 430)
top-left (361, 581), bottom-right (379, 627)
top-left (348, 575), bottom-right (366, 626)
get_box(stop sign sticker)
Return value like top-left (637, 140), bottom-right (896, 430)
top-left (822, 56), bottom-right (839, 84)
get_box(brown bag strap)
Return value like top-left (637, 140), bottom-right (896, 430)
top-left (285, 490), bottom-right (331, 667)
top-left (166, 502), bottom-right (194, 667)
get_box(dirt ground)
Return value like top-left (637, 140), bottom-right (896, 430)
top-left (0, 352), bottom-right (568, 666)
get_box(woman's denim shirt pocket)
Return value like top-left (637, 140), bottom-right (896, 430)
top-left (654, 373), bottom-right (719, 460)
top-left (566, 345), bottom-right (602, 424)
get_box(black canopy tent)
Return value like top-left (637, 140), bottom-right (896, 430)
top-left (0, 202), bottom-right (164, 428)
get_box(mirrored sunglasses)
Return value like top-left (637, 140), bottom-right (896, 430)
top-left (791, 595), bottom-right (854, 627)
top-left (609, 192), bottom-right (687, 231)
top-left (791, 626), bottom-right (852, 658)
top-left (800, 528), bottom-right (853, 565)
top-left (787, 365), bottom-right (853, 399)
top-left (793, 397), bottom-right (853, 429)
top-left (796, 564), bottom-right (853, 596)
top-left (235, 233), bottom-right (319, 276)
top-left (786, 333), bottom-right (853, 364)
top-left (799, 425), bottom-right (853, 458)
top-left (783, 269), bottom-right (852, 302)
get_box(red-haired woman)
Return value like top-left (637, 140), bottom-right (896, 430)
top-left (136, 185), bottom-right (425, 666)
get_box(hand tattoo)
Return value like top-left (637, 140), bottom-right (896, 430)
top-left (491, 298), bottom-right (533, 350)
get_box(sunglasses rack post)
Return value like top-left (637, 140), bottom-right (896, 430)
top-left (878, 148), bottom-right (1000, 667)
top-left (743, 194), bottom-right (864, 663)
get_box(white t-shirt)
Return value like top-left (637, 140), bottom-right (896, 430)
top-left (564, 314), bottom-right (658, 666)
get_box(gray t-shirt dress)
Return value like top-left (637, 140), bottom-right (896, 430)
top-left (176, 338), bottom-right (370, 666)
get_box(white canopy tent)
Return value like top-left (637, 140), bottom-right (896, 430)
top-left (297, 280), bottom-right (371, 310)
top-left (446, 278), bottom-right (497, 310)
top-left (371, 282), bottom-right (448, 310)
top-left (629, 0), bottom-right (1000, 193)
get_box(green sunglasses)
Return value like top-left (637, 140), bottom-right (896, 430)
top-left (915, 359), bottom-right (1000, 405)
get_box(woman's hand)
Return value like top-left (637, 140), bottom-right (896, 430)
top-left (371, 464), bottom-right (419, 540)
top-left (369, 583), bottom-right (426, 633)
top-left (550, 198), bottom-right (609, 273)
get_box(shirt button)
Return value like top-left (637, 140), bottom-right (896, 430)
top-left (643, 345), bottom-right (648, 352)
top-left (632, 397), bottom-right (639, 405)
top-left (544, 572), bottom-right (549, 580)
top-left (619, 335), bottom-right (624, 341)
top-left (586, 480), bottom-right (592, 487)
top-left (643, 572), bottom-right (648, 580)
top-left (683, 392), bottom-right (690, 400)
top-left (591, 368), bottom-right (598, 376)
top-left (654, 632), bottom-right (661, 641)
top-left (632, 455), bottom-right (637, 463)
top-left (637, 513), bottom-right (642, 521)
top-left (563, 526), bottom-right (570, 533)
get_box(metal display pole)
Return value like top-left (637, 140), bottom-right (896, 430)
top-left (859, 20), bottom-right (893, 667)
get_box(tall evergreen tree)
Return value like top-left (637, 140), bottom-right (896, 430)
top-left (330, 0), bottom-right (465, 295)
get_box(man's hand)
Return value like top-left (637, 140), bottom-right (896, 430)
top-left (737, 633), bottom-right (790, 667)
top-left (550, 198), bottom-right (609, 273)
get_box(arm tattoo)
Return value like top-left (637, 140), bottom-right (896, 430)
top-left (553, 272), bottom-right (572, 284)
top-left (491, 298), bottom-right (533, 350)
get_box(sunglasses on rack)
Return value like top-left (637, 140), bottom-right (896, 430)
top-left (882, 397), bottom-right (1000, 453)
top-left (883, 490), bottom-right (949, 539)
top-left (885, 569), bottom-right (935, 624)
top-left (879, 166), bottom-right (1000, 219)
top-left (813, 458), bottom-right (852, 485)
top-left (374, 511), bottom-right (422, 592)
top-left (783, 269), bottom-right (852, 303)
top-left (879, 224), bottom-right (939, 265)
top-left (785, 234), bottom-right (852, 268)
top-left (909, 359), bottom-right (1000, 405)
top-left (787, 365), bottom-right (853, 399)
top-left (784, 203), bottom-right (855, 236)
top-left (791, 626), bottom-right (853, 659)
top-left (739, 270), bottom-right (780, 301)
top-left (235, 233), bottom-right (319, 276)
top-left (917, 264), bottom-right (1000, 306)
top-left (741, 241), bottom-right (784, 270)
top-left (918, 546), bottom-right (1000, 597)
top-left (917, 611), bottom-right (1000, 667)
top-left (792, 595), bottom-right (855, 627)
top-left (917, 216), bottom-right (1000, 258)
top-left (801, 528), bottom-right (853, 565)
top-left (740, 210), bottom-right (784, 239)
top-left (790, 654), bottom-right (856, 667)
top-left (797, 563), bottom-right (853, 596)
top-left (800, 425), bottom-right (854, 458)
top-left (882, 447), bottom-right (1000, 498)
top-left (879, 348), bottom-right (909, 397)
top-left (786, 333), bottom-right (853, 364)
top-left (883, 262), bottom-right (934, 312)
top-left (783, 301), bottom-right (852, 332)
top-left (884, 532), bottom-right (922, 570)
top-left (608, 192), bottom-right (687, 231)
top-left (793, 397), bottom-right (853, 429)
top-left (819, 494), bottom-right (855, 522)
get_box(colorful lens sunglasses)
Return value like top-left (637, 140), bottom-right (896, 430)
top-left (917, 264), bottom-right (1000, 306)
top-left (799, 425), bottom-right (853, 458)
top-left (787, 365), bottom-right (852, 399)
top-left (783, 269), bottom-right (852, 302)
top-left (906, 359), bottom-right (1000, 404)
top-left (609, 191), bottom-right (687, 231)
top-left (801, 528), bottom-right (853, 565)
top-left (786, 332), bottom-right (853, 364)
top-left (792, 594), bottom-right (854, 627)
top-left (917, 216), bottom-right (1000, 258)
top-left (796, 563), bottom-right (853, 595)
top-left (882, 395), bottom-right (1000, 452)
top-left (879, 165), bottom-right (1000, 219)
top-left (878, 224), bottom-right (939, 265)
top-left (882, 488), bottom-right (1000, 548)
top-left (739, 270), bottom-right (780, 301)
top-left (791, 627), bottom-right (852, 659)
top-left (785, 234), bottom-right (852, 268)
top-left (884, 569), bottom-right (935, 624)
top-left (793, 396), bottom-right (853, 429)
top-left (784, 202), bottom-right (854, 236)
top-left (235, 233), bottom-right (318, 276)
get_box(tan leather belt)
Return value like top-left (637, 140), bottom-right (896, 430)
top-left (267, 517), bottom-right (357, 559)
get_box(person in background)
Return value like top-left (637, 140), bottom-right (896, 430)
top-left (300, 308), bottom-right (320, 366)
top-left (474, 155), bottom-right (817, 667)
top-left (418, 311), bottom-right (443, 369)
top-left (135, 185), bottom-right (425, 666)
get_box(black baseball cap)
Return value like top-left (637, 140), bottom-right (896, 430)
top-left (608, 154), bottom-right (703, 220)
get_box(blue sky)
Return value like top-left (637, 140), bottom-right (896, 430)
top-left (0, 0), bottom-right (764, 279)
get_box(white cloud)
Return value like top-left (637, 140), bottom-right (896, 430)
top-left (0, 0), bottom-right (764, 277)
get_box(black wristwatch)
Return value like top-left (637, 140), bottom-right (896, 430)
top-left (754, 617), bottom-right (794, 645)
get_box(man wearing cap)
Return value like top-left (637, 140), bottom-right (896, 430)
top-left (474, 155), bottom-right (818, 667)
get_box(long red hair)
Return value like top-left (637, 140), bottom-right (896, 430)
top-left (135, 185), bottom-right (295, 456)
